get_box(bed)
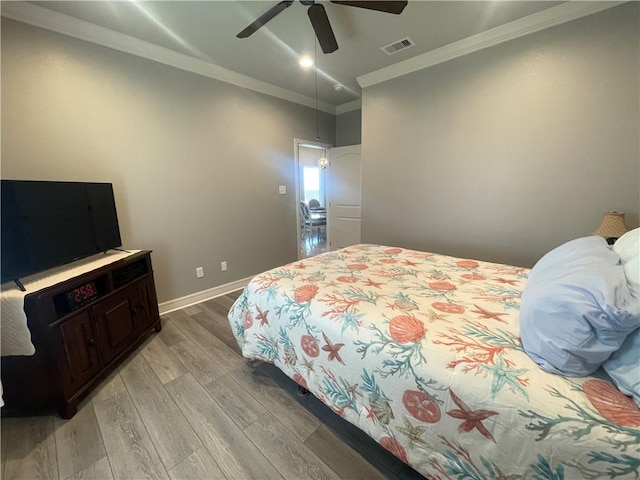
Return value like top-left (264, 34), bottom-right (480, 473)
top-left (228, 244), bottom-right (640, 479)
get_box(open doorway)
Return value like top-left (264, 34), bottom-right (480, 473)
top-left (295, 138), bottom-right (332, 259)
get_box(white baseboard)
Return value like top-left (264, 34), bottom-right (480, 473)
top-left (158, 276), bottom-right (252, 315)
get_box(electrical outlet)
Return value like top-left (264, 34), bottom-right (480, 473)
top-left (221, 261), bottom-right (228, 272)
top-left (279, 185), bottom-right (286, 195)
top-left (196, 267), bottom-right (204, 278)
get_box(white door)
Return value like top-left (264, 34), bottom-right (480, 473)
top-left (327, 145), bottom-right (362, 250)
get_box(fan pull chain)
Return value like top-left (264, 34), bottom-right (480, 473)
top-left (315, 38), bottom-right (320, 141)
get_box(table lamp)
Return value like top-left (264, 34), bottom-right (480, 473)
top-left (593, 211), bottom-right (628, 244)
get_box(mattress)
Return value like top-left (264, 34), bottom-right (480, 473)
top-left (228, 244), bottom-right (640, 479)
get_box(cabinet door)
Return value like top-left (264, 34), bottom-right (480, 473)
top-left (93, 290), bottom-right (138, 364)
top-left (58, 311), bottom-right (101, 391)
top-left (132, 276), bottom-right (160, 331)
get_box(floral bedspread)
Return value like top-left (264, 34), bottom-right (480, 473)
top-left (228, 245), bottom-right (640, 479)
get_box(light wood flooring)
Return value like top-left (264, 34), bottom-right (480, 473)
top-left (299, 228), bottom-right (327, 259)
top-left (1, 291), bottom-right (426, 480)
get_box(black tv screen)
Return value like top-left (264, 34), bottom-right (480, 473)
top-left (1, 180), bottom-right (122, 283)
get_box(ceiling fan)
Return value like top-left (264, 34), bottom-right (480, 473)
top-left (236, 1), bottom-right (408, 54)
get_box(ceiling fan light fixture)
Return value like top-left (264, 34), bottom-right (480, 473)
top-left (299, 56), bottom-right (314, 69)
top-left (237, 1), bottom-right (408, 54)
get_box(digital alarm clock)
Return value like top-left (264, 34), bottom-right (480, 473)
top-left (63, 281), bottom-right (99, 309)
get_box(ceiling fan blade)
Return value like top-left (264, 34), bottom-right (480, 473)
top-left (330, 1), bottom-right (408, 15)
top-left (308, 3), bottom-right (339, 54)
top-left (237, 0), bottom-right (293, 38)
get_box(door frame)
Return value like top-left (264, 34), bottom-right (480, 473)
top-left (294, 138), bottom-right (333, 259)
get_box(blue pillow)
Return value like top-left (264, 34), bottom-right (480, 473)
top-left (603, 328), bottom-right (640, 407)
top-left (520, 236), bottom-right (640, 377)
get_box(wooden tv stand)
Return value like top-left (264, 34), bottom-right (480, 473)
top-left (1, 251), bottom-right (161, 418)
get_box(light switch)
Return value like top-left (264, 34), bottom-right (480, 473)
top-left (279, 185), bottom-right (287, 195)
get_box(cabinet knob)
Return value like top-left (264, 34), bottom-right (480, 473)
top-left (88, 338), bottom-right (95, 347)
top-left (132, 304), bottom-right (145, 314)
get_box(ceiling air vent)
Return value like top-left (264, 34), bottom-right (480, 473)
top-left (381, 37), bottom-right (415, 55)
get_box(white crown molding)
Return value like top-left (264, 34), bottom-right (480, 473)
top-left (357, 1), bottom-right (626, 88)
top-left (336, 99), bottom-right (362, 115)
top-left (0, 1), bottom-right (338, 115)
top-left (158, 276), bottom-right (252, 315)
top-left (3, 2), bottom-right (623, 113)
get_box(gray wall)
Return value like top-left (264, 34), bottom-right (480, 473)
top-left (1, 18), bottom-right (336, 303)
top-left (336, 109), bottom-right (362, 146)
top-left (361, 3), bottom-right (639, 268)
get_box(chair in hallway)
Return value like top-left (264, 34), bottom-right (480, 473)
top-left (300, 202), bottom-right (313, 246)
top-left (300, 202), bottom-right (326, 245)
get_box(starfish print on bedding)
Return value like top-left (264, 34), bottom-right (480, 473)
top-left (365, 406), bottom-right (377, 423)
top-left (345, 381), bottom-right (361, 397)
top-left (426, 310), bottom-right (448, 322)
top-left (480, 355), bottom-right (528, 399)
top-left (255, 306), bottom-right (269, 326)
top-left (301, 358), bottom-right (315, 375)
top-left (446, 389), bottom-right (498, 443)
top-left (322, 332), bottom-right (345, 365)
top-left (471, 304), bottom-right (508, 323)
top-left (364, 278), bottom-right (383, 289)
top-left (340, 310), bottom-right (365, 333)
top-left (395, 415), bottom-right (431, 450)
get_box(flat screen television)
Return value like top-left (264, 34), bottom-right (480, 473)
top-left (1, 180), bottom-right (122, 284)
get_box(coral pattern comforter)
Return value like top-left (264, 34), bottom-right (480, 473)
top-left (228, 245), bottom-right (640, 479)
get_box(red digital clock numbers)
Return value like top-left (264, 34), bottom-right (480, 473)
top-left (74, 283), bottom-right (97, 303)
top-left (65, 281), bottom-right (99, 309)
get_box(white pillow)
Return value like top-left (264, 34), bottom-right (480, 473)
top-left (614, 228), bottom-right (640, 263)
top-left (623, 254), bottom-right (639, 296)
top-left (614, 228), bottom-right (640, 298)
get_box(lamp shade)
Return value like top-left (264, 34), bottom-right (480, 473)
top-left (593, 212), bottom-right (628, 238)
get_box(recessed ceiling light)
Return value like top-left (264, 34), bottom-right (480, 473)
top-left (299, 56), bottom-right (314, 69)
